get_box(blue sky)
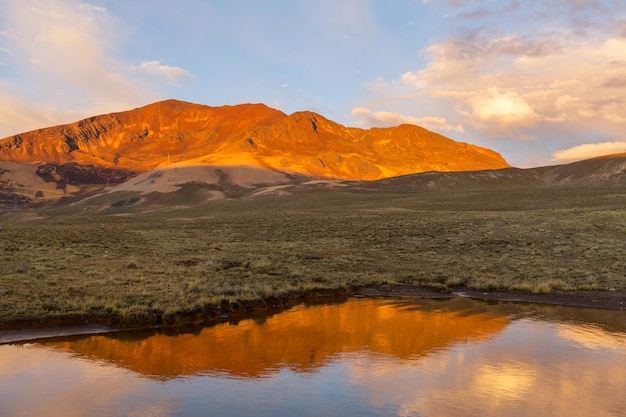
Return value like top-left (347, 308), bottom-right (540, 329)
top-left (1, 0), bottom-right (626, 167)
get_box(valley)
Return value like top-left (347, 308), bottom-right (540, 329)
top-left (1, 184), bottom-right (624, 330)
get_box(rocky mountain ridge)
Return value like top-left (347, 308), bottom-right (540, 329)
top-left (0, 99), bottom-right (510, 180)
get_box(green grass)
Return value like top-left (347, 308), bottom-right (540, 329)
top-left (0, 186), bottom-right (625, 325)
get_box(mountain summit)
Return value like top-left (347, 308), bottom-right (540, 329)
top-left (0, 99), bottom-right (510, 180)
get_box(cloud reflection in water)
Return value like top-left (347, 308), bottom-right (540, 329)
top-left (0, 299), bottom-right (624, 417)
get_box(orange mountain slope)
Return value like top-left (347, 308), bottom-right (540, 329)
top-left (0, 99), bottom-right (510, 180)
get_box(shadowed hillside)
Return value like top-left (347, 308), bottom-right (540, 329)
top-left (365, 153), bottom-right (626, 191)
top-left (2, 153), bottom-right (625, 211)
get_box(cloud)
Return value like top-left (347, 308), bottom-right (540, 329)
top-left (0, 91), bottom-right (59, 134)
top-left (352, 1), bottom-right (626, 167)
top-left (130, 61), bottom-right (195, 82)
top-left (468, 90), bottom-right (538, 128)
top-left (551, 141), bottom-right (626, 162)
top-left (351, 107), bottom-right (464, 133)
top-left (601, 76), bottom-right (626, 88)
top-left (0, 0), bottom-right (157, 137)
top-left (396, 29), bottom-right (626, 138)
top-left (78, 3), bottom-right (106, 13)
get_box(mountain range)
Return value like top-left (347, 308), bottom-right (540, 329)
top-left (0, 99), bottom-right (625, 211)
top-left (0, 99), bottom-right (509, 179)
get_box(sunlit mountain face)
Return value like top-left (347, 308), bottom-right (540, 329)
top-left (0, 99), bottom-right (510, 181)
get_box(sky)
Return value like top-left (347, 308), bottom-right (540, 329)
top-left (1, 0), bottom-right (626, 167)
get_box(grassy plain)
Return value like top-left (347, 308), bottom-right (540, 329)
top-left (1, 186), bottom-right (625, 325)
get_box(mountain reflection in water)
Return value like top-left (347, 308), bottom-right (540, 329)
top-left (1, 298), bottom-right (625, 417)
top-left (39, 299), bottom-right (509, 379)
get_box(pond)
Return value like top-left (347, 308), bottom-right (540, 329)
top-left (1, 298), bottom-right (625, 417)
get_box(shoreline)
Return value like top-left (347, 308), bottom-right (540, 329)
top-left (355, 285), bottom-right (626, 309)
top-left (1, 285), bottom-right (624, 345)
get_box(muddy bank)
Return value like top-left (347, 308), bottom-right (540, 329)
top-left (0, 288), bottom-right (350, 344)
top-left (1, 285), bottom-right (624, 344)
top-left (355, 285), bottom-right (626, 310)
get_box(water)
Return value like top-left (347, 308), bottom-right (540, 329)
top-left (1, 298), bottom-right (625, 417)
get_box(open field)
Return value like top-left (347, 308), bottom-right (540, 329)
top-left (1, 186), bottom-right (625, 327)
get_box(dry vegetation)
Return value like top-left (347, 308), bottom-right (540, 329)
top-left (1, 186), bottom-right (625, 325)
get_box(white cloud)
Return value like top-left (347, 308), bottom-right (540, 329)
top-left (28, 6), bottom-right (66, 19)
top-left (469, 90), bottom-right (538, 128)
top-left (130, 61), bottom-right (195, 82)
top-left (0, 0), bottom-right (157, 137)
top-left (552, 141), bottom-right (626, 162)
top-left (0, 91), bottom-right (58, 134)
top-left (395, 30), bottom-right (626, 140)
top-left (78, 3), bottom-right (106, 13)
top-left (351, 107), bottom-right (464, 133)
top-left (352, 1), bottom-right (626, 166)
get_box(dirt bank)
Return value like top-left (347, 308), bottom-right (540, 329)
top-left (354, 285), bottom-right (626, 310)
top-left (1, 285), bottom-right (624, 345)
top-left (0, 288), bottom-right (349, 344)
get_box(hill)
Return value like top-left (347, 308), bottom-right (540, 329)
top-left (366, 153), bottom-right (626, 191)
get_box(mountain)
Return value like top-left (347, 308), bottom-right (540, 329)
top-left (0, 99), bottom-right (510, 180)
top-left (0, 100), bottom-right (285, 172)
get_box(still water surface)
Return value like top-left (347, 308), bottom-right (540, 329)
top-left (1, 298), bottom-right (625, 417)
